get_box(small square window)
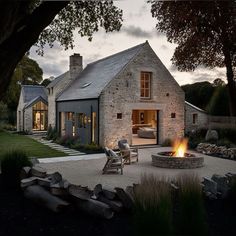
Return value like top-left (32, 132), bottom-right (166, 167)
top-left (117, 113), bottom-right (122, 119)
top-left (171, 113), bottom-right (176, 118)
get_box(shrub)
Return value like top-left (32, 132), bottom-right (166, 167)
top-left (161, 138), bottom-right (172, 147)
top-left (56, 135), bottom-right (79, 147)
top-left (46, 126), bottom-right (59, 141)
top-left (133, 174), bottom-right (172, 235)
top-left (1, 149), bottom-right (32, 189)
top-left (175, 174), bottom-right (207, 235)
top-left (186, 128), bottom-right (207, 149)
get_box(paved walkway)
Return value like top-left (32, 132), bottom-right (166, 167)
top-left (38, 147), bottom-right (236, 189)
top-left (29, 135), bottom-right (85, 156)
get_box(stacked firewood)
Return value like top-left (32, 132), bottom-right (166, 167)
top-left (20, 166), bottom-right (134, 219)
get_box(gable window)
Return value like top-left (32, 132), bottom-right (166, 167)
top-left (140, 72), bottom-right (151, 99)
top-left (192, 113), bottom-right (198, 124)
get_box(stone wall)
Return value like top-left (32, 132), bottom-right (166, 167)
top-left (99, 43), bottom-right (185, 148)
top-left (17, 90), bottom-right (24, 131)
top-left (24, 107), bottom-right (32, 132)
top-left (185, 103), bottom-right (208, 133)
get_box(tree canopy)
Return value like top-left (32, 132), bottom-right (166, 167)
top-left (0, 0), bottom-right (123, 99)
top-left (3, 55), bottom-right (43, 110)
top-left (149, 0), bottom-right (236, 116)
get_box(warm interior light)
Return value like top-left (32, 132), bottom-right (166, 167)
top-left (172, 138), bottom-right (188, 157)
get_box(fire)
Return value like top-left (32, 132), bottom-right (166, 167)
top-left (172, 138), bottom-right (188, 157)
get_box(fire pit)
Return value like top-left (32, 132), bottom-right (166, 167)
top-left (152, 139), bottom-right (204, 169)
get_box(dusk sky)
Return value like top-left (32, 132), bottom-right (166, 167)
top-left (30, 0), bottom-right (226, 85)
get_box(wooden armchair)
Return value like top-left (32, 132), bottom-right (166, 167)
top-left (102, 147), bottom-right (124, 175)
top-left (118, 139), bottom-right (138, 165)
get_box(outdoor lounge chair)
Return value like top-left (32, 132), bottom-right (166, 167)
top-left (102, 147), bottom-right (124, 175)
top-left (118, 139), bottom-right (138, 165)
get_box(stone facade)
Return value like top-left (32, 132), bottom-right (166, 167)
top-left (185, 101), bottom-right (209, 133)
top-left (99, 43), bottom-right (185, 148)
top-left (17, 85), bottom-right (48, 133)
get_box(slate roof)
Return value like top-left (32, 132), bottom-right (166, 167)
top-left (185, 101), bottom-right (206, 113)
top-left (21, 85), bottom-right (47, 107)
top-left (57, 42), bottom-right (146, 101)
top-left (47, 71), bottom-right (69, 89)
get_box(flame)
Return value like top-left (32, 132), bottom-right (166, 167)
top-left (172, 138), bottom-right (188, 157)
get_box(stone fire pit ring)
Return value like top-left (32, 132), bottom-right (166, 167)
top-left (152, 152), bottom-right (204, 169)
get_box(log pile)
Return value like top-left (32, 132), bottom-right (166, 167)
top-left (197, 143), bottom-right (236, 160)
top-left (20, 166), bottom-right (135, 219)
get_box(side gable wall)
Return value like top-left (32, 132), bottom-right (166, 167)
top-left (48, 73), bottom-right (73, 128)
top-left (99, 43), bottom-right (185, 148)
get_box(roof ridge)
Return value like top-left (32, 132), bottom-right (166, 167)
top-left (88, 42), bottom-right (146, 66)
top-left (22, 84), bottom-right (45, 88)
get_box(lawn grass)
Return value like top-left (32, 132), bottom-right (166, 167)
top-left (0, 131), bottom-right (67, 159)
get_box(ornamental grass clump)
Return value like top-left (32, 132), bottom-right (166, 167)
top-left (175, 173), bottom-right (207, 235)
top-left (1, 149), bottom-right (32, 189)
top-left (133, 174), bottom-right (172, 235)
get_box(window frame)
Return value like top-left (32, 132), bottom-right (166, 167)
top-left (140, 71), bottom-right (151, 99)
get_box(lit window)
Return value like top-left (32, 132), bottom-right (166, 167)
top-left (117, 113), bottom-right (122, 119)
top-left (140, 72), bottom-right (151, 98)
top-left (171, 113), bottom-right (176, 118)
top-left (193, 114), bottom-right (198, 124)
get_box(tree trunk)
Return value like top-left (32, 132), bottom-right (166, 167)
top-left (0, 1), bottom-right (68, 99)
top-left (223, 50), bottom-right (236, 116)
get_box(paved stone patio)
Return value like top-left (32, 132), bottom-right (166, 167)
top-left (38, 147), bottom-right (236, 189)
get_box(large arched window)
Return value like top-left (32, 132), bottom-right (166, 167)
top-left (32, 101), bottom-right (48, 131)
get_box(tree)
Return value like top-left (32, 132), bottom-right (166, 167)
top-left (0, 0), bottom-right (122, 99)
top-left (182, 81), bottom-right (214, 110)
top-left (206, 85), bottom-right (230, 116)
top-left (41, 79), bottom-right (51, 87)
top-left (149, 0), bottom-right (236, 116)
top-left (212, 78), bottom-right (225, 87)
top-left (3, 55), bottom-right (43, 111)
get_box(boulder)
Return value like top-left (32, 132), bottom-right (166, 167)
top-left (211, 174), bottom-right (230, 198)
top-left (205, 129), bottom-right (218, 141)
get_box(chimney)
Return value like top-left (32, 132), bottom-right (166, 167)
top-left (69, 53), bottom-right (83, 80)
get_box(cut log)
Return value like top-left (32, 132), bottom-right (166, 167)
top-left (31, 166), bottom-right (47, 178)
top-left (68, 185), bottom-right (92, 200)
top-left (102, 187), bottom-right (116, 200)
top-left (50, 183), bottom-right (68, 197)
top-left (20, 167), bottom-right (32, 180)
top-left (115, 187), bottom-right (133, 210)
top-left (75, 198), bottom-right (114, 219)
top-left (47, 172), bottom-right (62, 184)
top-left (93, 184), bottom-right (102, 198)
top-left (21, 177), bottom-right (37, 188)
top-left (24, 185), bottom-right (70, 212)
top-left (125, 186), bottom-right (135, 202)
top-left (37, 177), bottom-right (51, 188)
top-left (97, 195), bottom-right (123, 212)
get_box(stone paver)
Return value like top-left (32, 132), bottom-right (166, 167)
top-left (29, 135), bottom-right (85, 156)
top-left (38, 147), bottom-right (236, 189)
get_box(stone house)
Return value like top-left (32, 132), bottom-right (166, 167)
top-left (56, 41), bottom-right (185, 148)
top-left (185, 101), bottom-right (209, 133)
top-left (17, 85), bottom-right (48, 132)
top-left (16, 41), bottom-right (186, 147)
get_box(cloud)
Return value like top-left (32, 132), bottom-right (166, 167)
top-left (84, 53), bottom-right (102, 65)
top-left (121, 26), bottom-right (164, 38)
top-left (122, 26), bottom-right (152, 38)
top-left (160, 44), bottom-right (168, 50)
top-left (168, 64), bottom-right (178, 72)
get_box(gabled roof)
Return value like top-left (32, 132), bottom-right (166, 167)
top-left (47, 71), bottom-right (70, 89)
top-left (21, 85), bottom-right (47, 104)
top-left (57, 42), bottom-right (146, 101)
top-left (185, 101), bottom-right (206, 113)
top-left (24, 96), bottom-right (48, 109)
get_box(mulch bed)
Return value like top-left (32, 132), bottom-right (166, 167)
top-left (0, 174), bottom-right (235, 236)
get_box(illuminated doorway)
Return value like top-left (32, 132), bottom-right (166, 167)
top-left (132, 110), bottom-right (158, 145)
top-left (32, 101), bottom-right (48, 131)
